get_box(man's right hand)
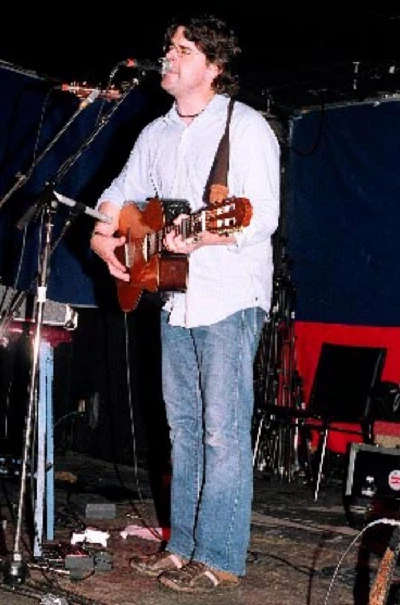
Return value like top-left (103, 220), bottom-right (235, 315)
top-left (90, 233), bottom-right (130, 281)
top-left (90, 201), bottom-right (130, 281)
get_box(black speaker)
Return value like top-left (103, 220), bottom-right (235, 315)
top-left (162, 198), bottom-right (191, 222)
top-left (344, 442), bottom-right (400, 528)
top-left (346, 442), bottom-right (400, 498)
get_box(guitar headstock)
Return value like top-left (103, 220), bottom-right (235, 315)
top-left (204, 197), bottom-right (253, 235)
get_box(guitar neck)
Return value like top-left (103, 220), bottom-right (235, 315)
top-left (167, 212), bottom-right (203, 239)
top-left (143, 212), bottom-right (201, 259)
top-left (144, 198), bottom-right (250, 255)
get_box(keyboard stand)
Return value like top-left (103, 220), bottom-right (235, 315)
top-left (34, 339), bottom-right (54, 558)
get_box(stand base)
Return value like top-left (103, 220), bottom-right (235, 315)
top-left (2, 554), bottom-right (29, 585)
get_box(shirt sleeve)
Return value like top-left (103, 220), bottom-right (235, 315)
top-left (227, 108), bottom-right (280, 252)
top-left (95, 125), bottom-right (154, 209)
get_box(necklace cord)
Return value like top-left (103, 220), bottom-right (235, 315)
top-left (176, 108), bottom-right (203, 119)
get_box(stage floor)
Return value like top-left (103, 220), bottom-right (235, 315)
top-left (0, 451), bottom-right (398, 605)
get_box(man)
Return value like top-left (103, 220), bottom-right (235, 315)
top-left (90, 13), bottom-right (280, 594)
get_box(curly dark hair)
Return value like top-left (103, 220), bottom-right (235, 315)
top-left (164, 13), bottom-right (241, 96)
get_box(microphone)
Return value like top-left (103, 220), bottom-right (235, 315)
top-left (54, 58), bottom-right (171, 103)
top-left (121, 57), bottom-right (171, 74)
top-left (53, 191), bottom-right (112, 224)
top-left (78, 88), bottom-right (100, 109)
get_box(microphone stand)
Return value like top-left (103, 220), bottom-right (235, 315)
top-left (3, 201), bottom-right (55, 585)
top-left (2, 78), bottom-right (141, 585)
top-left (0, 89), bottom-right (101, 212)
top-left (16, 80), bottom-right (137, 231)
top-left (0, 193), bottom-right (110, 342)
top-left (0, 79), bottom-right (138, 336)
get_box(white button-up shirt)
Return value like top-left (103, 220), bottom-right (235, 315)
top-left (97, 94), bottom-right (280, 328)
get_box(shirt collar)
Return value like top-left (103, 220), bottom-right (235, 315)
top-left (164, 94), bottom-right (229, 124)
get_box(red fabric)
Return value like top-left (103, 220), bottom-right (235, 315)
top-left (305, 418), bottom-right (364, 453)
top-left (7, 321), bottom-right (73, 347)
top-left (373, 421), bottom-right (400, 437)
top-left (295, 322), bottom-right (400, 453)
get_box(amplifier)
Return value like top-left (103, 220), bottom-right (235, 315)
top-left (0, 284), bottom-right (78, 329)
top-left (345, 442), bottom-right (400, 499)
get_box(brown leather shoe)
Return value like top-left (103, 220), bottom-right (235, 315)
top-left (129, 551), bottom-right (186, 577)
top-left (158, 561), bottom-right (240, 593)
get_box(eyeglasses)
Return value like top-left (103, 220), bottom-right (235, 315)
top-left (164, 43), bottom-right (202, 59)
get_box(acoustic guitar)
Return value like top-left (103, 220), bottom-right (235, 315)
top-left (115, 196), bottom-right (253, 312)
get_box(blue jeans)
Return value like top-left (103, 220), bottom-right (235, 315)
top-left (160, 307), bottom-right (266, 576)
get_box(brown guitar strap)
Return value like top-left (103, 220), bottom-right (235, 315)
top-left (205, 97), bottom-right (235, 205)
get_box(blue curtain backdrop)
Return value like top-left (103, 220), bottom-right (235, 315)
top-left (287, 98), bottom-right (400, 327)
top-left (0, 66), bottom-right (171, 469)
top-left (0, 66), bottom-right (163, 308)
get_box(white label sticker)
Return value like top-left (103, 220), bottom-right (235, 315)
top-left (388, 469), bottom-right (400, 491)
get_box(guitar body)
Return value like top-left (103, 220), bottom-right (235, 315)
top-left (158, 254), bottom-right (188, 292)
top-left (115, 199), bottom-right (188, 312)
top-left (118, 197), bottom-right (164, 239)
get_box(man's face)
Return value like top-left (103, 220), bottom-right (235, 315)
top-left (161, 26), bottom-right (219, 98)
